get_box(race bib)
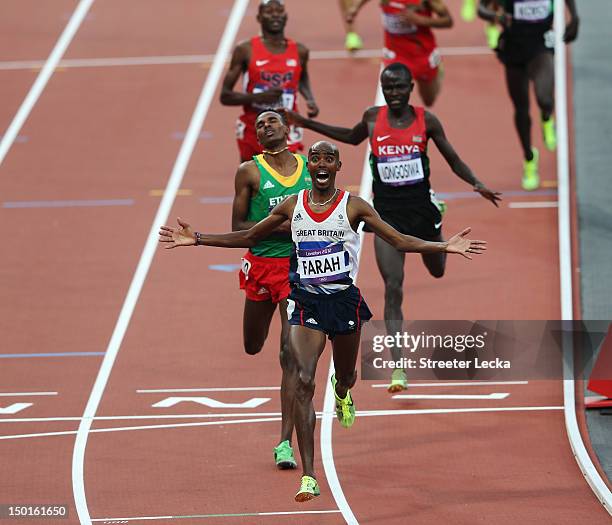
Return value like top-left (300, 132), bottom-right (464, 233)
top-left (514, 0), bottom-right (551, 22)
top-left (377, 153), bottom-right (425, 186)
top-left (252, 85), bottom-right (295, 110)
top-left (297, 243), bottom-right (351, 284)
top-left (381, 12), bottom-right (417, 35)
top-left (288, 125), bottom-right (304, 145)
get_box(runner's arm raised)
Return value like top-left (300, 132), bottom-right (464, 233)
top-left (159, 196), bottom-right (297, 249)
top-left (350, 196), bottom-right (486, 259)
top-left (297, 44), bottom-right (319, 118)
top-left (426, 111), bottom-right (502, 207)
top-left (285, 107), bottom-right (373, 145)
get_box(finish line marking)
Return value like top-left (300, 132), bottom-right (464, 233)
top-left (392, 393), bottom-right (510, 400)
top-left (91, 510), bottom-right (342, 522)
top-left (0, 406), bottom-right (564, 440)
top-left (372, 380), bottom-right (528, 388)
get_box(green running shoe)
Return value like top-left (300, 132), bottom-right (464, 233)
top-left (430, 189), bottom-right (447, 216)
top-left (522, 148), bottom-right (540, 191)
top-left (274, 440), bottom-right (297, 470)
top-left (345, 31), bottom-right (363, 52)
top-left (485, 23), bottom-right (501, 49)
top-left (388, 368), bottom-right (408, 393)
top-left (541, 116), bottom-right (557, 151)
top-left (331, 374), bottom-right (355, 428)
top-left (295, 475), bottom-right (320, 502)
top-left (461, 0), bottom-right (477, 22)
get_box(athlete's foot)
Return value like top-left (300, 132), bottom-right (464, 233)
top-left (388, 368), bottom-right (408, 393)
top-left (274, 440), bottom-right (297, 470)
top-left (522, 148), bottom-right (540, 191)
top-left (295, 475), bottom-right (320, 502)
top-left (345, 32), bottom-right (363, 52)
top-left (331, 374), bottom-right (355, 428)
top-left (541, 117), bottom-right (557, 151)
top-left (461, 0), bottom-right (477, 22)
top-left (485, 23), bottom-right (501, 49)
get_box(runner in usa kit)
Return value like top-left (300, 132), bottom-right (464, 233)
top-left (220, 0), bottom-right (319, 162)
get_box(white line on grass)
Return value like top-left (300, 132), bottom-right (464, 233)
top-left (0, 0), bottom-right (94, 167)
top-left (70, 1), bottom-right (250, 523)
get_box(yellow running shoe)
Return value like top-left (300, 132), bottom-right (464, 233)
top-left (522, 148), bottom-right (540, 191)
top-left (485, 23), bottom-right (501, 49)
top-left (388, 368), bottom-right (408, 393)
top-left (542, 116), bottom-right (557, 151)
top-left (345, 32), bottom-right (363, 52)
top-left (461, 0), bottom-right (477, 22)
top-left (331, 374), bottom-right (355, 428)
top-left (295, 475), bottom-right (320, 502)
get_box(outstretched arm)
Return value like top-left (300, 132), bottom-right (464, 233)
top-left (159, 196), bottom-right (296, 249)
top-left (426, 111), bottom-right (502, 207)
top-left (286, 107), bottom-right (373, 145)
top-left (351, 196), bottom-right (486, 259)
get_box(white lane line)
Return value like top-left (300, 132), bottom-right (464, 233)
top-left (91, 510), bottom-right (342, 522)
top-left (392, 393), bottom-right (510, 400)
top-left (0, 392), bottom-right (58, 396)
top-left (136, 386), bottom-right (280, 393)
top-left (0, 46), bottom-right (491, 71)
top-left (0, 0), bottom-right (94, 167)
top-left (320, 79), bottom-right (383, 525)
top-left (1, 406), bottom-right (564, 441)
top-left (70, 1), bottom-right (250, 523)
top-left (555, 0), bottom-right (612, 513)
top-left (508, 201), bottom-right (558, 208)
top-left (372, 381), bottom-right (528, 388)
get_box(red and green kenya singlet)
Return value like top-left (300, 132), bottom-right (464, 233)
top-left (369, 105), bottom-right (431, 202)
top-left (248, 153), bottom-right (311, 258)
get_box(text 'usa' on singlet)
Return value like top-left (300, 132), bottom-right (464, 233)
top-left (248, 154), bottom-right (311, 258)
top-left (369, 105), bottom-right (431, 202)
top-left (290, 190), bottom-right (360, 294)
top-left (243, 36), bottom-right (302, 117)
top-left (381, 0), bottom-right (437, 56)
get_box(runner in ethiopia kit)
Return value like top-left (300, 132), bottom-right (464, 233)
top-left (479, 0), bottom-right (579, 190)
top-left (287, 63), bottom-right (501, 393)
top-left (159, 140), bottom-right (487, 502)
top-left (220, 0), bottom-right (319, 162)
top-left (346, 0), bottom-right (453, 106)
top-left (232, 110), bottom-right (311, 469)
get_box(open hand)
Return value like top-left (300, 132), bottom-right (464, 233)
top-left (445, 228), bottom-right (487, 259)
top-left (158, 217), bottom-right (197, 249)
top-left (474, 183), bottom-right (502, 207)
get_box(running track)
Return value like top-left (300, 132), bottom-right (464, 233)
top-left (0, 1), bottom-right (609, 523)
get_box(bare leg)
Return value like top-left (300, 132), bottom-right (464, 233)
top-left (421, 231), bottom-right (446, 278)
top-left (338, 0), bottom-right (356, 33)
top-left (528, 52), bottom-right (554, 119)
top-left (374, 235), bottom-right (405, 362)
top-left (277, 299), bottom-right (296, 444)
top-left (417, 66), bottom-right (444, 107)
top-left (331, 331), bottom-right (361, 399)
top-left (242, 298), bottom-right (276, 356)
top-left (504, 64), bottom-right (533, 161)
top-left (290, 325), bottom-right (327, 478)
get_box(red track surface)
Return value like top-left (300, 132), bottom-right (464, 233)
top-left (0, 1), bottom-right (609, 524)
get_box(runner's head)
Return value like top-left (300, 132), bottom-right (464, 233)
top-left (257, 0), bottom-right (287, 35)
top-left (307, 141), bottom-right (341, 192)
top-left (380, 63), bottom-right (414, 111)
top-left (255, 110), bottom-right (289, 149)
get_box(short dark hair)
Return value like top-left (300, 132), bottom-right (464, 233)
top-left (381, 62), bottom-right (413, 82)
top-left (255, 108), bottom-right (288, 125)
